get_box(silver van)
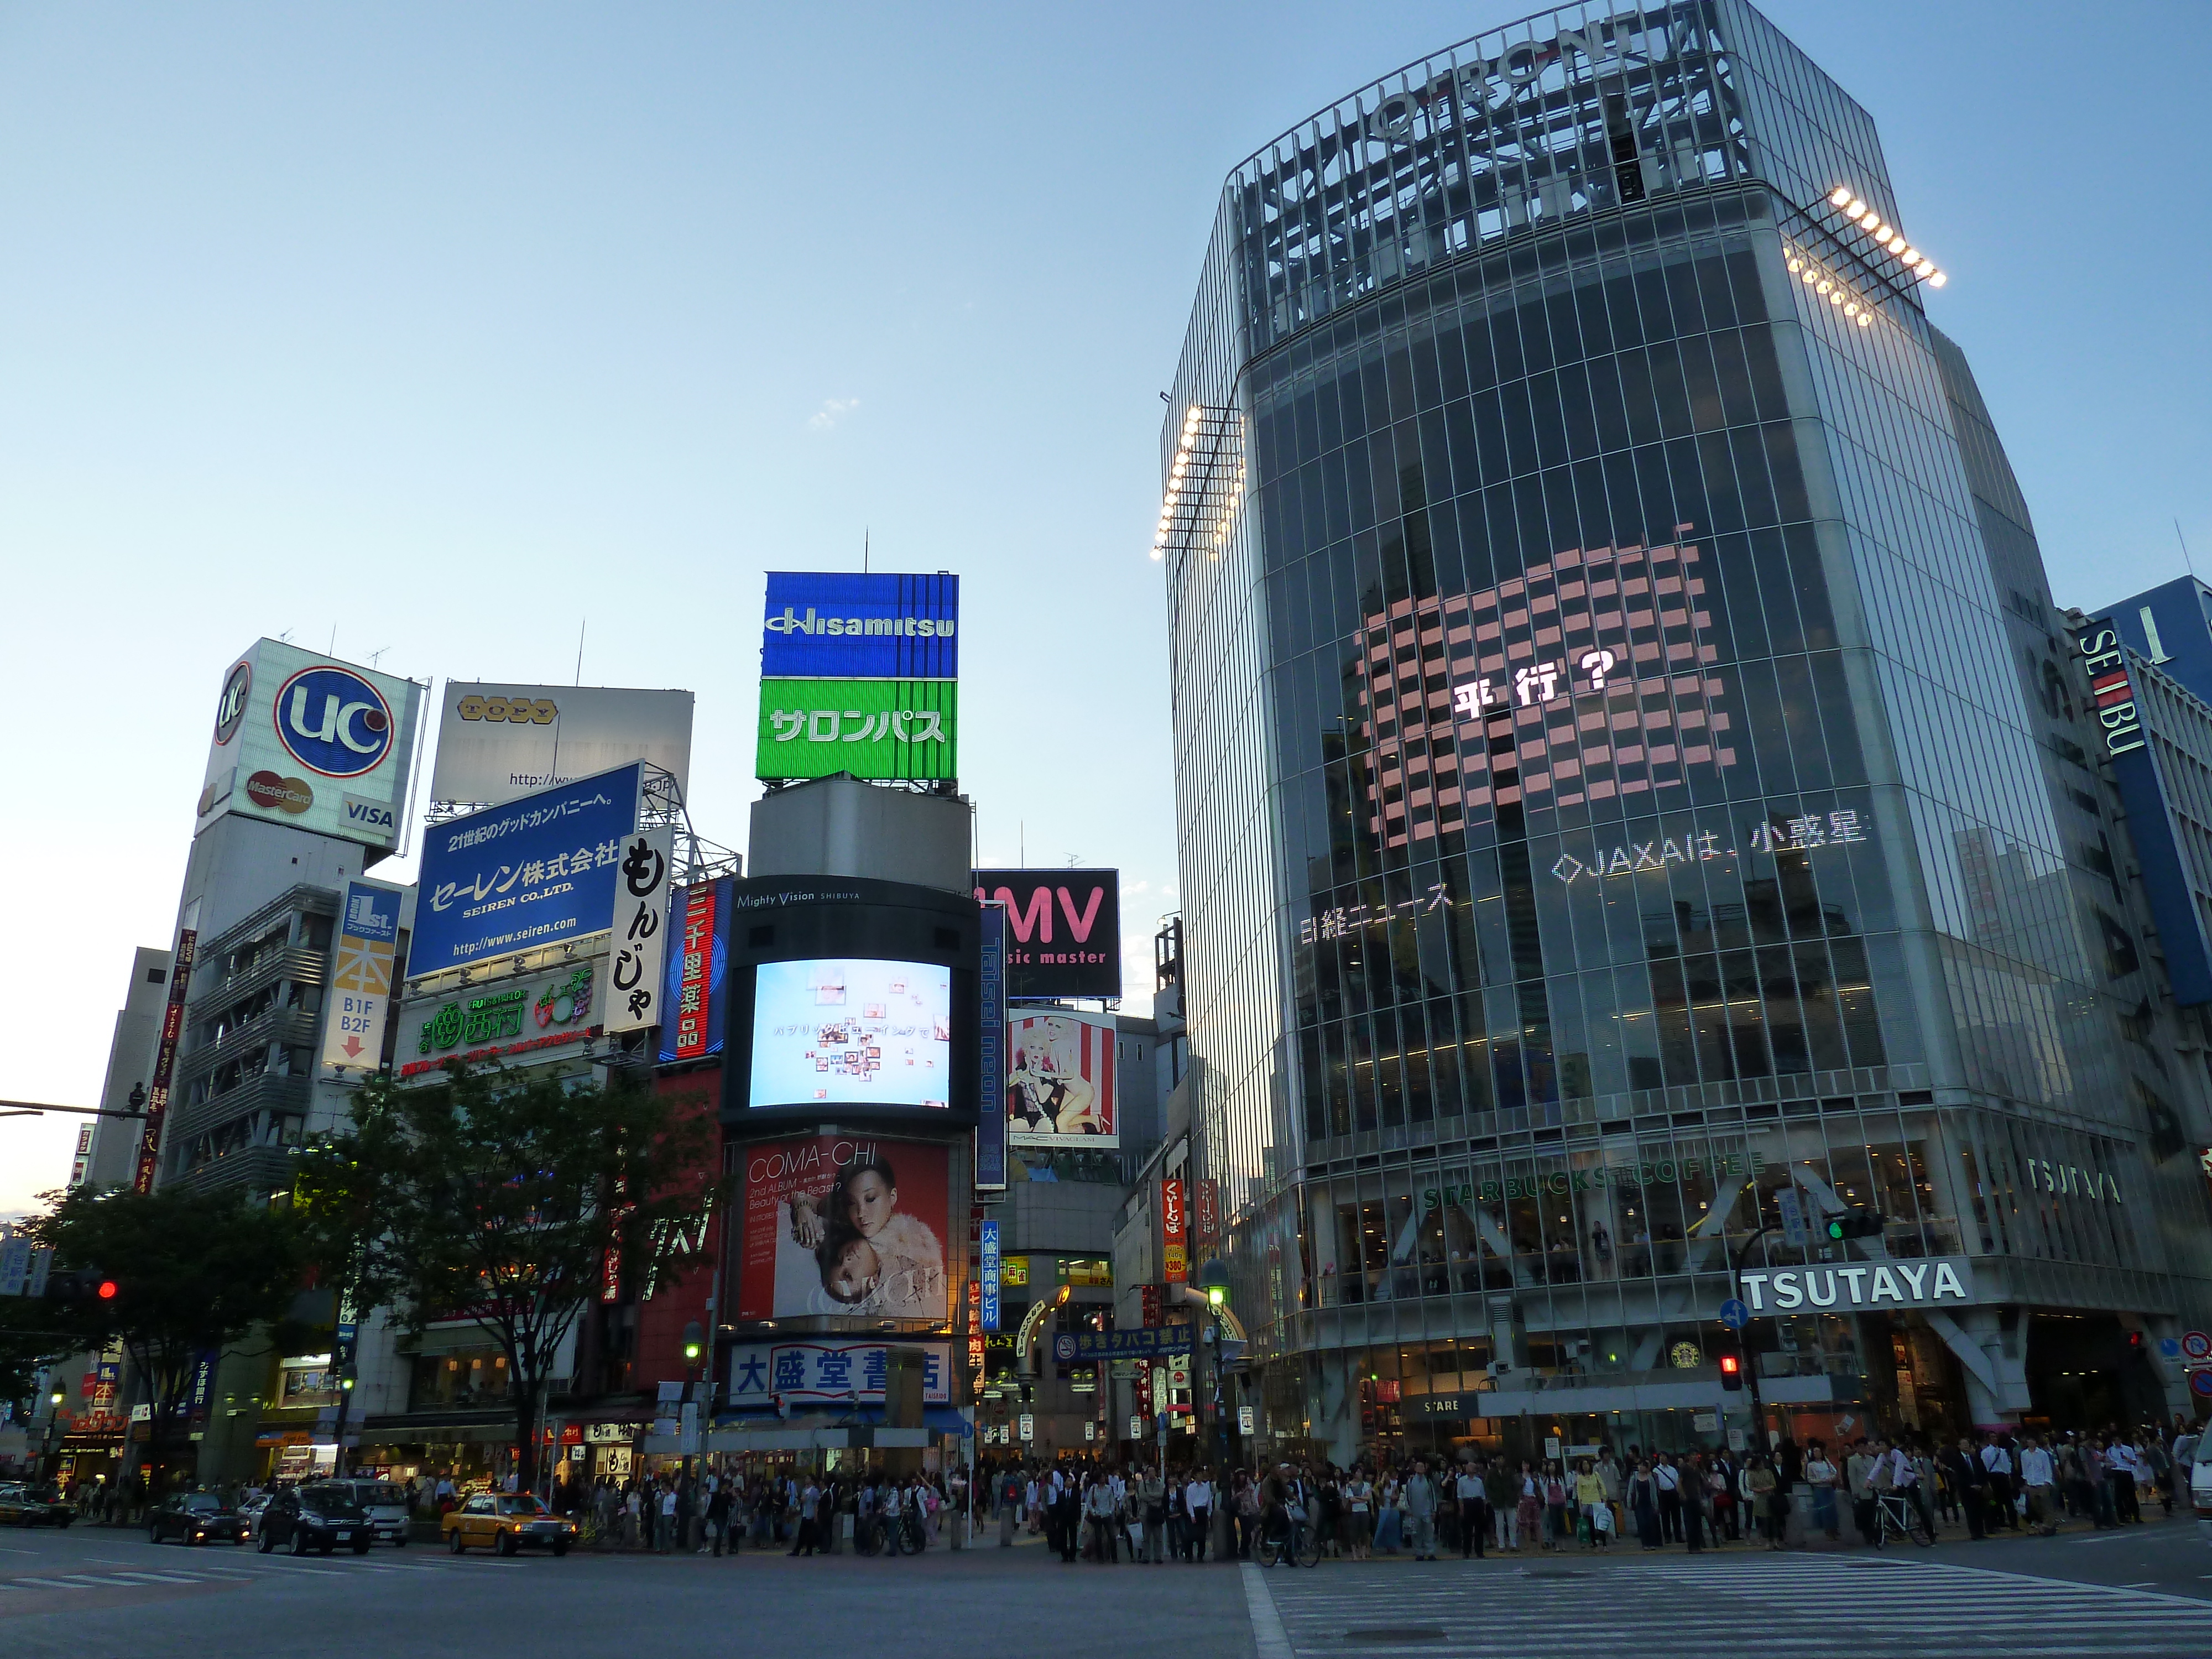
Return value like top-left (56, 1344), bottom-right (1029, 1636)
top-left (328, 1478), bottom-right (413, 1546)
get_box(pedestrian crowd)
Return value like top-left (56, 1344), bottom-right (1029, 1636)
top-left (959, 1414), bottom-right (2193, 1567)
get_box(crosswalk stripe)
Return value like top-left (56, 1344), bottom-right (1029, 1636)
top-left (1256, 1552), bottom-right (2212, 1657)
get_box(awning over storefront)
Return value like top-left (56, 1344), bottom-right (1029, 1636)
top-left (669, 1405), bottom-right (974, 1455)
top-left (358, 1417), bottom-right (519, 1446)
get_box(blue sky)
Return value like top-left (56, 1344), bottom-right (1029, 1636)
top-left (2, 2), bottom-right (2204, 1212)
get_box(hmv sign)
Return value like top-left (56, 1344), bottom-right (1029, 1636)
top-left (973, 868), bottom-right (1121, 1002)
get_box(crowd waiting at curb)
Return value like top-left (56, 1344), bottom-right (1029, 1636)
top-left (975, 1417), bottom-right (2192, 1564)
top-left (42, 1415), bottom-right (2192, 1562)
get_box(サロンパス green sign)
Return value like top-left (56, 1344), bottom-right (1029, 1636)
top-left (755, 679), bottom-right (957, 781)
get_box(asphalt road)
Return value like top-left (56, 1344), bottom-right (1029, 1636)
top-left (0, 1522), bottom-right (1255, 1659)
top-left (3, 1514), bottom-right (2208, 1658)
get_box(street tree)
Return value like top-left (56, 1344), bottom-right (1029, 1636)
top-left (290, 1098), bottom-right (414, 1475)
top-left (22, 1186), bottom-right (304, 1496)
top-left (328, 1062), bottom-right (717, 1493)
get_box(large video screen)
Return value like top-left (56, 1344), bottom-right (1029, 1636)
top-left (747, 958), bottom-right (953, 1111)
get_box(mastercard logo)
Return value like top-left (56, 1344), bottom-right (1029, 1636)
top-left (246, 770), bottom-right (316, 815)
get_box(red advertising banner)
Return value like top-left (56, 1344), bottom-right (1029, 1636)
top-left (737, 1134), bottom-right (950, 1323)
top-left (1193, 1178), bottom-right (1219, 1244)
top-left (1160, 1178), bottom-right (1187, 1283)
top-left (1140, 1285), bottom-right (1161, 1328)
top-left (1008, 1010), bottom-right (1118, 1147)
top-left (674, 884), bottom-right (718, 1060)
top-left (134, 928), bottom-right (197, 1193)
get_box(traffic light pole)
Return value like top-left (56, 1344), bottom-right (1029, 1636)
top-left (1727, 1219), bottom-right (1781, 1457)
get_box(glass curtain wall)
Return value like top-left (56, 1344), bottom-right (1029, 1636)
top-left (1162, 0), bottom-right (2205, 1413)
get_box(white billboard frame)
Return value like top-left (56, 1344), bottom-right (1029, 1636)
top-left (429, 682), bottom-right (693, 808)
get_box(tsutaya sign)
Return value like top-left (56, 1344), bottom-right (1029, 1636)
top-left (1738, 1256), bottom-right (1974, 1316)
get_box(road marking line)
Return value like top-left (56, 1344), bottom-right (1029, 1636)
top-left (1241, 1562), bottom-right (1295, 1659)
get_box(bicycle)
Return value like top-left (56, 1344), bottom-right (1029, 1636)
top-left (1258, 1512), bottom-right (1321, 1568)
top-left (1872, 1489), bottom-right (1934, 1548)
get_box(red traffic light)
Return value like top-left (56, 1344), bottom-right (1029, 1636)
top-left (1718, 1353), bottom-right (1740, 1374)
top-left (97, 1280), bottom-right (118, 1300)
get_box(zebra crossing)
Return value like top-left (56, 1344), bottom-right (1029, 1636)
top-left (0, 1552), bottom-right (472, 1597)
top-left (1250, 1552), bottom-right (2212, 1656)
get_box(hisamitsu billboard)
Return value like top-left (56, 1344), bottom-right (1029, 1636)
top-left (761, 572), bottom-right (959, 680)
top-left (410, 764), bottom-right (641, 973)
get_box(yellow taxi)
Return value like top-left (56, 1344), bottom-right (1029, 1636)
top-left (440, 1491), bottom-right (576, 1556)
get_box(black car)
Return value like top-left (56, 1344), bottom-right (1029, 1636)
top-left (255, 1483), bottom-right (372, 1556)
top-left (149, 1491), bottom-right (249, 1546)
top-left (0, 1483), bottom-right (75, 1528)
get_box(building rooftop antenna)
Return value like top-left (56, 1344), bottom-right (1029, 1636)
top-left (2178, 518), bottom-right (2197, 581)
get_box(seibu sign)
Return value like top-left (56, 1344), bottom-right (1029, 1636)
top-left (2075, 625), bottom-right (2147, 758)
top-left (1738, 1255), bottom-right (1974, 1316)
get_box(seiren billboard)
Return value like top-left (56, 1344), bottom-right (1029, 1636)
top-left (410, 763), bottom-right (641, 973)
top-left (196, 640), bottom-right (424, 857)
top-left (1007, 1009), bottom-right (1117, 1147)
top-left (429, 682), bottom-right (694, 807)
top-left (972, 869), bottom-right (1120, 1000)
top-left (735, 1133), bottom-right (951, 1323)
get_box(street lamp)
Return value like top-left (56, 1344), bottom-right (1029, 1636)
top-left (42, 1386), bottom-right (66, 1483)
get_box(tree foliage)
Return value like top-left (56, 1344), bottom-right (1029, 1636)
top-left (22, 1186), bottom-right (304, 1493)
top-left (310, 1063), bottom-right (718, 1491)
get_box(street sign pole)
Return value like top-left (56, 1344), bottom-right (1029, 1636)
top-left (1727, 1218), bottom-right (1781, 1457)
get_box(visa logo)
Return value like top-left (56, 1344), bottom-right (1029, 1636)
top-left (342, 794), bottom-right (398, 837)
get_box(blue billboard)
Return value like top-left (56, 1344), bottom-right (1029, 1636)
top-left (760, 572), bottom-right (959, 680)
top-left (411, 763), bottom-right (641, 972)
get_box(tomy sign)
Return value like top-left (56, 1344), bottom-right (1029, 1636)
top-left (760, 572), bottom-right (959, 680)
top-left (429, 682), bottom-right (695, 807)
top-left (410, 764), bottom-right (641, 973)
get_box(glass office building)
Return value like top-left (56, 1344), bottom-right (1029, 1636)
top-left (1160, 0), bottom-right (2212, 1459)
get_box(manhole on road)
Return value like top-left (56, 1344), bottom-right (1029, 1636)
top-left (1343, 1630), bottom-right (1447, 1644)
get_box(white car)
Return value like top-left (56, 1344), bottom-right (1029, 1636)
top-left (2183, 1433), bottom-right (2212, 1537)
top-left (325, 1478), bottom-right (413, 1546)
